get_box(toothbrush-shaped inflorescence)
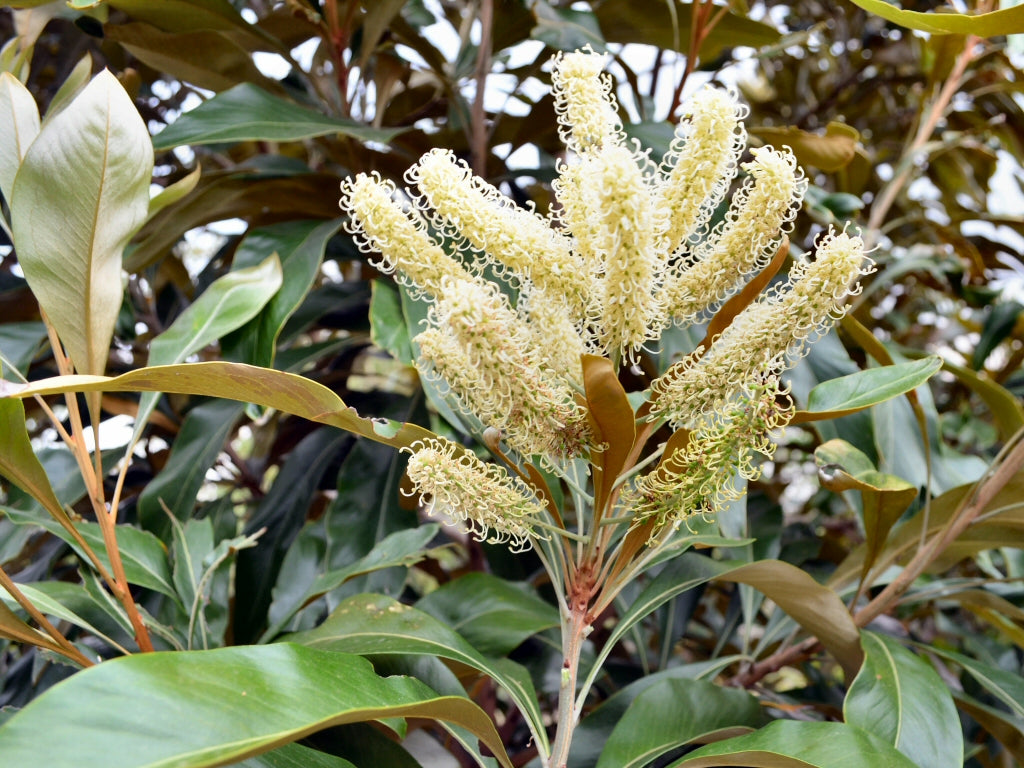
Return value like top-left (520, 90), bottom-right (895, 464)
top-left (340, 48), bottom-right (871, 550)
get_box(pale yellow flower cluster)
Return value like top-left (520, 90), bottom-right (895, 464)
top-left (404, 438), bottom-right (547, 551)
top-left (339, 48), bottom-right (870, 548)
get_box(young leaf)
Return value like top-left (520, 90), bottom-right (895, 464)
top-left (10, 70), bottom-right (152, 377)
top-left (0, 71), bottom-right (39, 198)
top-left (845, 632), bottom-right (963, 768)
top-left (814, 439), bottom-right (918, 581)
top-left (668, 720), bottom-right (919, 767)
top-left (0, 644), bottom-right (513, 768)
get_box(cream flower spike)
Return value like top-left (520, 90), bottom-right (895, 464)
top-left (629, 379), bottom-right (792, 533)
top-left (656, 87), bottom-right (748, 258)
top-left (340, 172), bottom-right (471, 298)
top-left (591, 144), bottom-right (665, 362)
top-left (664, 146), bottom-right (807, 324)
top-left (404, 437), bottom-right (547, 552)
top-left (550, 48), bottom-right (623, 154)
top-left (409, 149), bottom-right (593, 320)
top-left (651, 229), bottom-right (872, 428)
top-left (417, 276), bottom-right (591, 458)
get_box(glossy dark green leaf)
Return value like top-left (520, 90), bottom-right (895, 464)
top-left (286, 593), bottom-right (549, 756)
top-left (0, 644), bottom-right (512, 768)
top-left (569, 658), bottom-right (742, 768)
top-left (416, 572), bottom-right (559, 657)
top-left (153, 83), bottom-right (401, 150)
top-left (11, 70), bottom-right (152, 376)
top-left (845, 632), bottom-right (962, 768)
top-left (369, 280), bottom-right (415, 366)
top-left (669, 720), bottom-right (919, 767)
top-left (973, 301), bottom-right (1023, 370)
top-left (225, 219), bottom-right (342, 368)
top-left (796, 356), bottom-right (942, 422)
top-left (0, 71), bottom-right (39, 199)
top-left (263, 524), bottom-right (441, 641)
top-left (597, 678), bottom-right (763, 768)
top-left (234, 743), bottom-right (356, 768)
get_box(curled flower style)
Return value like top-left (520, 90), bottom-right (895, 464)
top-left (655, 86), bottom-right (748, 258)
top-left (628, 380), bottom-right (792, 533)
top-left (663, 146), bottom-right (807, 324)
top-left (340, 172), bottom-right (471, 298)
top-left (550, 48), bottom-right (623, 154)
top-left (651, 230), bottom-right (872, 428)
top-left (591, 144), bottom-right (666, 362)
top-left (409, 149), bottom-right (594, 320)
top-left (404, 438), bottom-right (547, 551)
top-left (417, 276), bottom-right (591, 458)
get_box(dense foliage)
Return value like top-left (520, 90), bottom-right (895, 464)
top-left (1, 1), bottom-right (1024, 767)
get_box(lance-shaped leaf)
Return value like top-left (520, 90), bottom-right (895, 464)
top-left (583, 354), bottom-right (636, 520)
top-left (133, 253), bottom-right (282, 437)
top-left (10, 70), bottom-right (152, 377)
top-left (1, 361), bottom-right (438, 450)
top-left (845, 632), bottom-right (963, 768)
top-left (814, 439), bottom-right (918, 582)
top-left (153, 83), bottom-right (401, 150)
top-left (0, 71), bottom-right (39, 198)
top-left (792, 356), bottom-right (942, 423)
top-left (286, 593), bottom-right (549, 756)
top-left (846, 0), bottom-right (1024, 36)
top-left (0, 644), bottom-right (512, 768)
top-left (668, 720), bottom-right (919, 767)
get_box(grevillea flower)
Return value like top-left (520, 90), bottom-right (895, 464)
top-left (404, 437), bottom-right (547, 551)
top-left (340, 172), bottom-right (471, 298)
top-left (550, 48), bottom-right (622, 154)
top-left (628, 380), bottom-right (792, 532)
top-left (409, 149), bottom-right (593, 320)
top-left (663, 146), bottom-right (807, 323)
top-left (655, 86), bottom-right (748, 258)
top-left (651, 230), bottom-right (872, 428)
top-left (416, 276), bottom-right (591, 458)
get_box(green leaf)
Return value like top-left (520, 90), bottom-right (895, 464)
top-left (147, 164), bottom-right (201, 218)
top-left (136, 400), bottom-right (244, 534)
top-left (234, 743), bottom-right (356, 768)
top-left (926, 646), bottom-right (1024, 719)
top-left (595, 0), bottom-right (780, 61)
top-left (286, 593), bottom-right (549, 756)
top-left (10, 70), bottom-right (152, 377)
top-left (153, 83), bottom-right (401, 150)
top-left (263, 524), bottom-right (441, 642)
top-left (0, 399), bottom-right (68, 525)
top-left (531, 1), bottom-right (605, 51)
top-left (845, 0), bottom-right (1024, 36)
top-left (845, 632), bottom-right (963, 768)
top-left (596, 678), bottom-right (763, 768)
top-left (0, 71), bottom-right (39, 199)
top-left (370, 280), bottom-right (415, 365)
top-left (225, 219), bottom-right (342, 368)
top-left (2, 361), bottom-right (439, 450)
top-left (0, 599), bottom-right (69, 658)
top-left (932, 355), bottom-right (1024, 441)
top-left (796, 356), bottom-right (943, 422)
top-left (0, 321), bottom-right (48, 375)
top-left (0, 644), bottom-right (512, 768)
top-left (0, 581), bottom-right (130, 654)
top-left (814, 439), bottom-right (918, 581)
top-left (669, 720), bottom-right (920, 767)
top-left (134, 253), bottom-right (282, 437)
top-left (416, 572), bottom-right (559, 657)
top-left (953, 692), bottom-right (1024, 764)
